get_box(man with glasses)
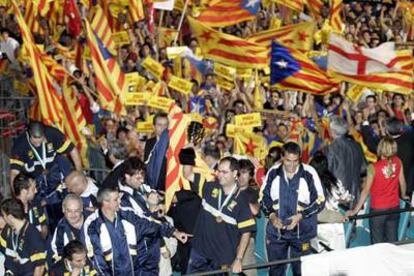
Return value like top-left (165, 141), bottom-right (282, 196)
top-left (179, 151), bottom-right (256, 274)
top-left (260, 142), bottom-right (325, 276)
top-left (50, 194), bottom-right (87, 263)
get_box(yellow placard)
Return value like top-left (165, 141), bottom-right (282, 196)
top-left (235, 112), bottom-right (262, 128)
top-left (168, 75), bottom-right (193, 95)
top-left (216, 77), bottom-right (234, 91)
top-left (214, 63), bottom-right (236, 81)
top-left (141, 56), bottom-right (165, 80)
top-left (136, 121), bottom-right (154, 133)
top-left (147, 95), bottom-right (175, 111)
top-left (185, 112), bottom-right (203, 123)
top-left (14, 80), bottom-right (30, 95)
top-left (237, 68), bottom-right (253, 79)
top-left (112, 31), bottom-right (130, 46)
top-left (347, 85), bottom-right (364, 103)
top-left (263, 66), bottom-right (270, 75)
top-left (125, 92), bottom-right (148, 106)
top-left (125, 72), bottom-right (140, 92)
top-left (226, 124), bottom-right (252, 138)
top-left (166, 46), bottom-right (188, 59)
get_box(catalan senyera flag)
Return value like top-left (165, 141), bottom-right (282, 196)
top-left (350, 129), bottom-right (377, 163)
top-left (165, 104), bottom-right (191, 211)
top-left (23, 0), bottom-right (43, 34)
top-left (234, 131), bottom-right (268, 160)
top-left (128, 0), bottom-right (145, 23)
top-left (62, 78), bottom-right (89, 168)
top-left (270, 41), bottom-right (338, 95)
top-left (85, 20), bottom-right (126, 115)
top-left (196, 0), bottom-right (261, 27)
top-left (305, 0), bottom-right (324, 19)
top-left (158, 27), bottom-right (178, 48)
top-left (274, 0), bottom-right (303, 12)
top-left (329, 0), bottom-right (344, 33)
top-left (91, 5), bottom-right (117, 56)
top-left (12, 0), bottom-right (63, 128)
top-left (188, 17), bottom-right (268, 69)
top-left (247, 21), bottom-right (316, 52)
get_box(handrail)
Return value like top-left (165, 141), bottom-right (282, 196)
top-left (347, 205), bottom-right (414, 220)
top-left (185, 239), bottom-right (414, 276)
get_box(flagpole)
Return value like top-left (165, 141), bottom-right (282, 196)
top-left (173, 0), bottom-right (190, 46)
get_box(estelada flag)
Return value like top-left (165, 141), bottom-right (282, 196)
top-left (188, 17), bottom-right (268, 69)
top-left (196, 0), bottom-right (261, 27)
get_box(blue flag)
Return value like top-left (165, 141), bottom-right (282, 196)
top-left (145, 129), bottom-right (169, 189)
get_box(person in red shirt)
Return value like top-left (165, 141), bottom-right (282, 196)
top-left (347, 136), bottom-right (410, 244)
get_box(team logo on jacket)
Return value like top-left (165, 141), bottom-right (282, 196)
top-left (211, 188), bottom-right (219, 198)
top-left (227, 200), bottom-right (237, 212)
top-left (28, 150), bottom-right (34, 159)
top-left (47, 143), bottom-right (54, 152)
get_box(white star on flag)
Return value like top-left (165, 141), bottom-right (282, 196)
top-left (275, 59), bottom-right (288, 69)
top-left (246, 0), bottom-right (259, 8)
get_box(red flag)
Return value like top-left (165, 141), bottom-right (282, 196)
top-left (64, 0), bottom-right (82, 37)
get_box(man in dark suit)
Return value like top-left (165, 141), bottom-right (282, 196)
top-left (144, 112), bottom-right (169, 191)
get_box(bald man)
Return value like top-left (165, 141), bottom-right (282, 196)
top-left (65, 171), bottom-right (98, 211)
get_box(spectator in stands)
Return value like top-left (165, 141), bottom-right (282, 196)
top-left (324, 116), bottom-right (367, 206)
top-left (347, 136), bottom-right (409, 244)
top-left (144, 112), bottom-right (169, 191)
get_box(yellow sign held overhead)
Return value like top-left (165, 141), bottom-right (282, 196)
top-left (112, 31), bottom-right (130, 46)
top-left (235, 112), bottom-right (262, 128)
top-left (216, 77), bottom-right (234, 91)
top-left (214, 63), bottom-right (236, 81)
top-left (237, 68), bottom-right (253, 79)
top-left (168, 75), bottom-right (193, 95)
top-left (226, 124), bottom-right (252, 138)
top-left (141, 56), bottom-right (165, 80)
top-left (136, 121), bottom-right (154, 133)
top-left (147, 95), bottom-right (175, 111)
top-left (125, 92), bottom-right (148, 106)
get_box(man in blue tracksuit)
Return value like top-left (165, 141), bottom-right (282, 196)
top-left (84, 186), bottom-right (190, 276)
top-left (260, 142), bottom-right (325, 276)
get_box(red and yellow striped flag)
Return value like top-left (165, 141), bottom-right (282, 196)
top-left (85, 19), bottom-right (126, 116)
top-left (128, 0), bottom-right (145, 24)
top-left (305, 0), bottom-right (324, 19)
top-left (247, 21), bottom-right (316, 52)
top-left (188, 17), bottom-right (268, 69)
top-left (165, 104), bottom-right (191, 211)
top-left (91, 5), bottom-right (117, 56)
top-left (274, 0), bottom-right (303, 13)
top-left (12, 0), bottom-right (62, 128)
top-left (62, 78), bottom-right (89, 168)
top-left (329, 0), bottom-right (344, 33)
top-left (196, 0), bottom-right (260, 27)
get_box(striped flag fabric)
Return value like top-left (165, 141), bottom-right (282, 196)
top-left (91, 5), bottom-right (117, 56)
top-left (234, 131), bottom-right (267, 160)
top-left (305, 0), bottom-right (324, 19)
top-left (84, 19), bottom-right (126, 115)
top-left (188, 17), bottom-right (268, 69)
top-left (196, 0), bottom-right (261, 27)
top-left (328, 33), bottom-right (414, 94)
top-left (165, 104), bottom-right (191, 211)
top-left (247, 21), bottom-right (316, 51)
top-left (24, 0), bottom-right (43, 34)
top-left (62, 78), bottom-right (89, 168)
top-left (12, 0), bottom-right (63, 128)
top-left (128, 0), bottom-right (145, 24)
top-left (270, 41), bottom-right (338, 94)
top-left (329, 0), bottom-right (343, 33)
top-left (274, 0), bottom-right (303, 12)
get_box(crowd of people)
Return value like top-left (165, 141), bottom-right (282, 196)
top-left (0, 0), bottom-right (413, 275)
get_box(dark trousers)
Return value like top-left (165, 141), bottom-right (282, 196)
top-left (187, 248), bottom-right (226, 275)
top-left (369, 207), bottom-right (400, 244)
top-left (266, 237), bottom-right (311, 276)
